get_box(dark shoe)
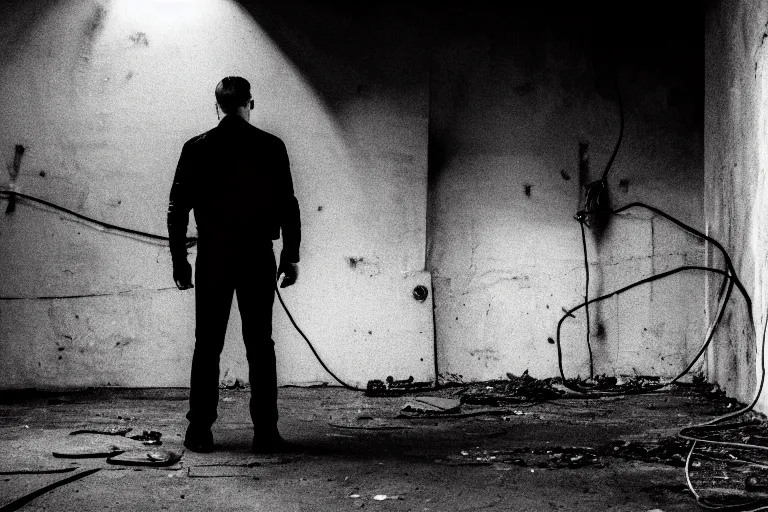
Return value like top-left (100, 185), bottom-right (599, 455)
top-left (252, 432), bottom-right (298, 454)
top-left (184, 426), bottom-right (215, 453)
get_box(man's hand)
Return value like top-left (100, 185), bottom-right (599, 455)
top-left (173, 260), bottom-right (194, 290)
top-left (277, 261), bottom-right (298, 288)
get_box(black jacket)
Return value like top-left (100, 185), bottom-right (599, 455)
top-left (167, 115), bottom-right (301, 264)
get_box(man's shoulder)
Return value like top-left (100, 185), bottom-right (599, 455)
top-left (182, 129), bottom-right (214, 149)
top-left (248, 125), bottom-right (285, 148)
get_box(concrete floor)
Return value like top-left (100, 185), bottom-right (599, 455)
top-left (0, 385), bottom-right (744, 511)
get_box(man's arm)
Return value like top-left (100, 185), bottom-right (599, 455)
top-left (276, 140), bottom-right (301, 287)
top-left (167, 142), bottom-right (194, 290)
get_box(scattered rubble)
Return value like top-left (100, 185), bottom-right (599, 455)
top-left (603, 438), bottom-right (691, 467)
top-left (365, 376), bottom-right (432, 397)
top-left (437, 446), bottom-right (601, 469)
top-left (329, 418), bottom-right (412, 430)
top-left (129, 430), bottom-right (162, 446)
top-left (457, 371), bottom-right (564, 405)
top-left (401, 397), bottom-right (461, 414)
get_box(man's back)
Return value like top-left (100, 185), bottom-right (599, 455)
top-left (169, 115), bottom-right (300, 259)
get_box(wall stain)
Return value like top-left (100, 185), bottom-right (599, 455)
top-left (346, 256), bottom-right (380, 277)
top-left (524, 184), bottom-right (532, 197)
top-left (129, 32), bottom-right (149, 46)
top-left (619, 179), bottom-right (629, 193)
top-left (79, 4), bottom-right (107, 64)
top-left (469, 348), bottom-right (500, 362)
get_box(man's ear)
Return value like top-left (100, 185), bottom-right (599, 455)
top-left (250, 99), bottom-right (254, 110)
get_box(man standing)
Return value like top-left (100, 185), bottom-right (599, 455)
top-left (167, 76), bottom-right (301, 453)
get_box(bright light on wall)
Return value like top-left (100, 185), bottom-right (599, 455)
top-left (115, 0), bottom-right (216, 20)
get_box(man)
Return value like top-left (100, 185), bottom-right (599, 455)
top-left (167, 76), bottom-right (301, 453)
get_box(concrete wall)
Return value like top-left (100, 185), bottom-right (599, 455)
top-left (0, 0), bottom-right (434, 389)
top-left (0, 1), bottom-right (706, 390)
top-left (704, 0), bottom-right (768, 410)
top-left (428, 5), bottom-right (706, 381)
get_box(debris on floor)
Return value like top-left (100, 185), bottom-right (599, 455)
top-left (365, 376), bottom-right (432, 397)
top-left (401, 397), bottom-right (461, 414)
top-left (221, 379), bottom-right (247, 390)
top-left (602, 437), bottom-right (692, 467)
top-left (106, 449), bottom-right (182, 467)
top-left (456, 371), bottom-right (564, 405)
top-left (372, 494), bottom-right (402, 501)
top-left (437, 446), bottom-right (601, 469)
top-left (328, 418), bottom-right (412, 430)
top-left (128, 430), bottom-right (162, 445)
top-left (1, 385), bottom-right (762, 511)
top-left (69, 427), bottom-right (132, 436)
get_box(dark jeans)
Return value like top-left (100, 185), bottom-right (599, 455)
top-left (186, 243), bottom-right (278, 436)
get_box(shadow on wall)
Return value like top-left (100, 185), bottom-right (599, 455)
top-left (234, 0), bottom-right (704, 136)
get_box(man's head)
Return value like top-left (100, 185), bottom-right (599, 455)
top-left (215, 76), bottom-right (254, 117)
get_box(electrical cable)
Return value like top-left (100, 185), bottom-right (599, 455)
top-left (579, 219), bottom-right (594, 379)
top-left (0, 286), bottom-right (177, 301)
top-left (685, 440), bottom-right (768, 511)
top-left (601, 73), bottom-right (624, 182)
top-left (275, 282), bottom-right (365, 392)
top-left (556, 265), bottom-right (732, 395)
top-left (0, 189), bottom-right (194, 245)
top-left (610, 202), bottom-right (753, 325)
top-left (561, 202), bottom-right (753, 395)
top-left (572, 200), bottom-right (768, 510)
top-left (581, 71), bottom-right (624, 221)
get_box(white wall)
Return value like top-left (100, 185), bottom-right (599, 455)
top-left (427, 10), bottom-right (705, 381)
top-left (705, 0), bottom-right (768, 410)
top-left (0, 0), bottom-right (434, 389)
top-left (0, 1), bottom-right (706, 391)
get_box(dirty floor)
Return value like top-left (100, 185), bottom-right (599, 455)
top-left (0, 385), bottom-right (753, 511)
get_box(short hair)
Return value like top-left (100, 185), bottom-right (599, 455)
top-left (215, 76), bottom-right (251, 114)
